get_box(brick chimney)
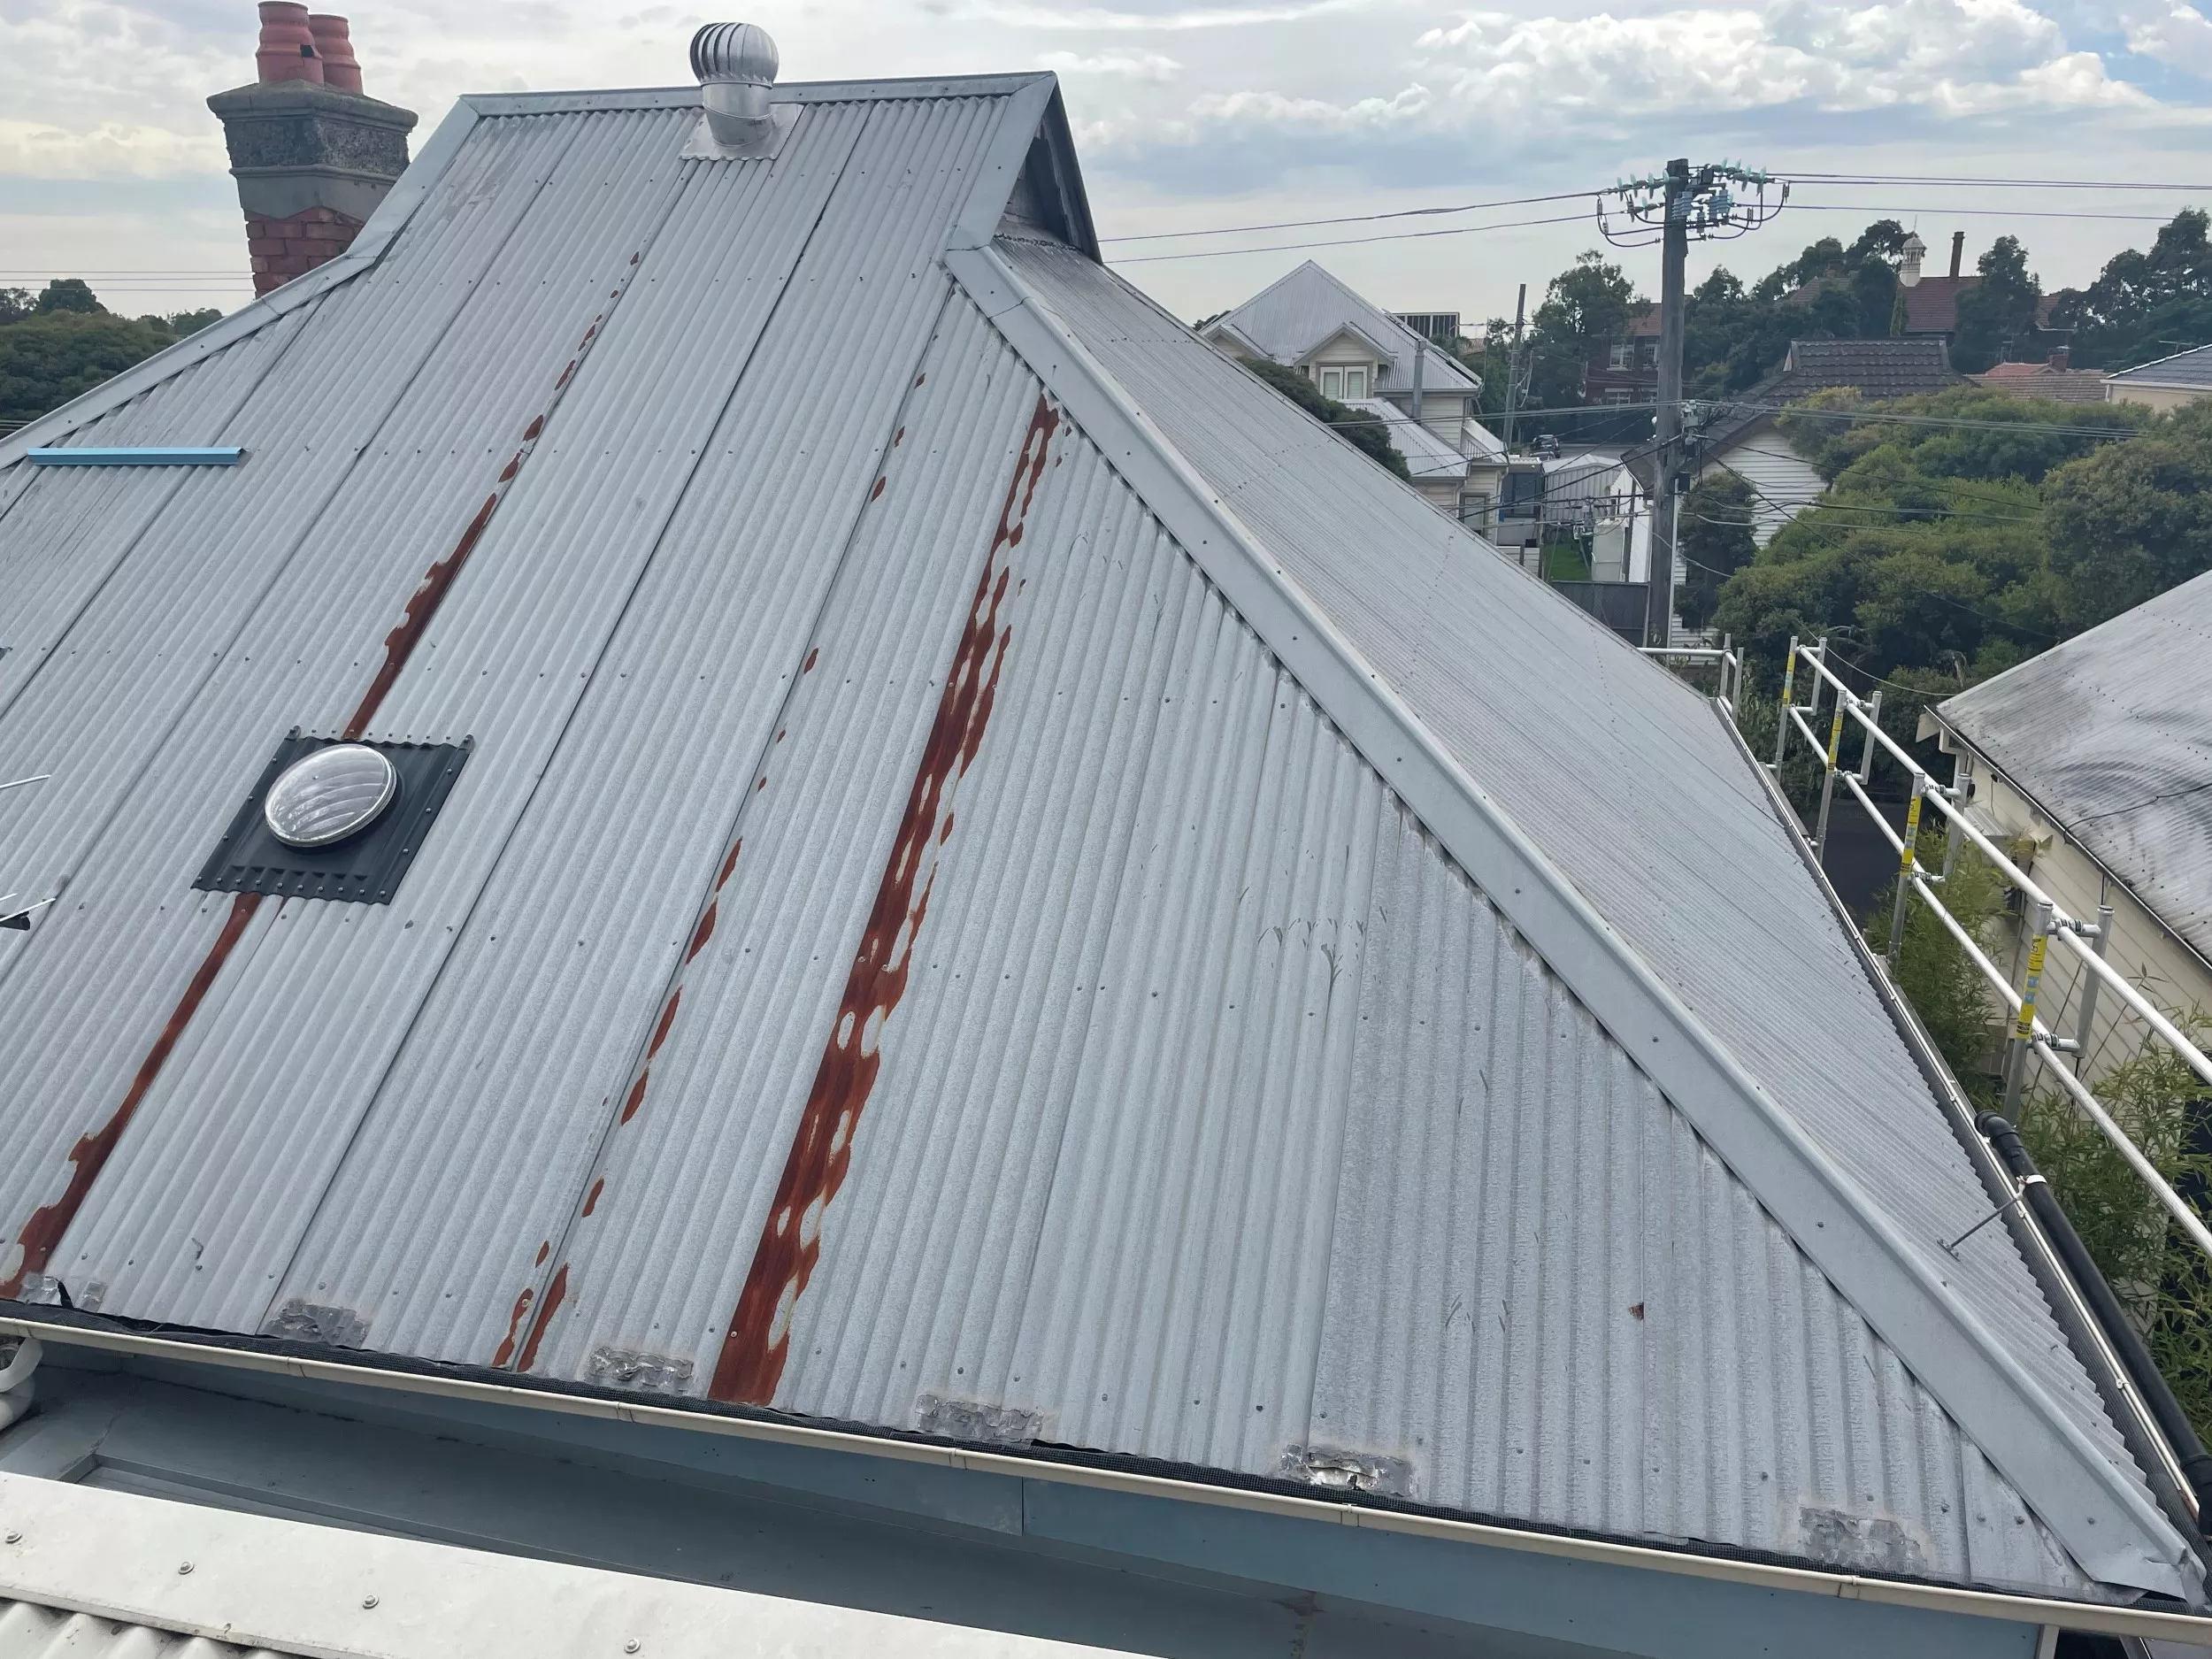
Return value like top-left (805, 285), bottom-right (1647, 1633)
top-left (2048, 345), bottom-right (2071, 371)
top-left (1948, 231), bottom-right (1966, 280)
top-left (209, 4), bottom-right (417, 296)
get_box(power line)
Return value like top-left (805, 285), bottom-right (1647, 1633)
top-left (1779, 173), bottom-right (2212, 191)
top-left (1098, 189), bottom-right (1601, 245)
top-left (1107, 209), bottom-right (1594, 265)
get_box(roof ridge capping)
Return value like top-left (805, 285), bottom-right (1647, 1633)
top-left (0, 65), bottom-right (1088, 472)
top-left (948, 237), bottom-right (2199, 1602)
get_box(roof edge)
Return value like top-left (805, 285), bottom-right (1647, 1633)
top-left (0, 98), bottom-right (484, 472)
top-left (461, 73), bottom-right (1053, 117)
top-left (944, 73), bottom-right (1096, 263)
top-left (11, 1312), bottom-right (2212, 1640)
top-left (947, 238), bottom-right (2194, 1601)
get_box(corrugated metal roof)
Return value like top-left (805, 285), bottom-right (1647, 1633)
top-left (0, 71), bottom-right (2194, 1608)
top-left (1345, 398), bottom-right (1463, 480)
top-left (0, 1601), bottom-right (282, 1657)
top-left (2107, 342), bottom-right (2212, 388)
top-left (1939, 568), bottom-right (2212, 964)
top-left (1206, 261), bottom-right (1483, 397)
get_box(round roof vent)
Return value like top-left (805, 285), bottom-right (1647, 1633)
top-left (264, 743), bottom-right (398, 848)
top-left (690, 22), bottom-right (777, 87)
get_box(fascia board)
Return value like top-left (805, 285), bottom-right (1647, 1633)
top-left (0, 98), bottom-right (482, 472)
top-left (943, 239), bottom-right (2193, 1601)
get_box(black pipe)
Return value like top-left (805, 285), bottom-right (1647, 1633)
top-left (1979, 1111), bottom-right (2212, 1533)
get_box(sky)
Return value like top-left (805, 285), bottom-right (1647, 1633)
top-left (5, 0), bottom-right (2212, 326)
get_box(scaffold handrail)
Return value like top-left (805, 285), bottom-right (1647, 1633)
top-left (1763, 638), bottom-right (2212, 1266)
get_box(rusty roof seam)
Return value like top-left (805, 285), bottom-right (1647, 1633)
top-left (496, 280), bottom-right (967, 1379)
top-left (944, 237), bottom-right (2192, 1597)
top-left (242, 140), bottom-right (725, 1347)
top-left (0, 111), bottom-right (600, 1018)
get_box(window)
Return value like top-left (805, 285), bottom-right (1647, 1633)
top-left (1641, 341), bottom-right (1659, 366)
top-left (1607, 389), bottom-right (1634, 407)
top-left (1344, 366), bottom-right (1367, 399)
top-left (1608, 342), bottom-right (1632, 370)
top-left (1321, 368), bottom-right (1342, 398)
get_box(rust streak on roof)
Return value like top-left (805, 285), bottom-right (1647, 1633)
top-left (708, 393), bottom-right (1058, 1406)
top-left (4, 891), bottom-right (263, 1298)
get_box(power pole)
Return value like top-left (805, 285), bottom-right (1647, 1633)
top-left (1597, 162), bottom-right (1786, 646)
top-left (1500, 281), bottom-right (1526, 454)
top-left (1647, 159), bottom-right (1690, 649)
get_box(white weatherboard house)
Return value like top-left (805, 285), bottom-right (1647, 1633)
top-left (1200, 261), bottom-right (1507, 520)
top-left (0, 27), bottom-right (2208, 1659)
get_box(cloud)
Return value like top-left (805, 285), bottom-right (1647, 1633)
top-left (2117, 1), bottom-right (2212, 73)
top-left (1038, 49), bottom-right (1184, 80)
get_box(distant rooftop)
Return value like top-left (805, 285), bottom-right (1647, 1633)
top-left (2107, 341), bottom-right (2212, 388)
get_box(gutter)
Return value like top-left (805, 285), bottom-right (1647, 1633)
top-left (5, 1311), bottom-right (2212, 1646)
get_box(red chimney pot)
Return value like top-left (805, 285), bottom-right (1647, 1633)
top-left (256, 2), bottom-right (324, 83)
top-left (309, 14), bottom-right (362, 93)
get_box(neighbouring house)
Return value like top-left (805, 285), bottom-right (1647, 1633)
top-left (1583, 303), bottom-right (1662, 406)
top-left (1930, 569), bottom-right (2212, 1084)
top-left (2, 18), bottom-right (2209, 1657)
top-left (1694, 337), bottom-right (1963, 543)
top-left (1971, 348), bottom-right (2109, 404)
top-left (1199, 261), bottom-right (1505, 518)
top-left (1896, 231), bottom-right (1982, 341)
top-left (2104, 342), bottom-right (2212, 411)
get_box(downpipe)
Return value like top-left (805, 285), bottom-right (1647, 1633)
top-left (1979, 1113), bottom-right (2212, 1534)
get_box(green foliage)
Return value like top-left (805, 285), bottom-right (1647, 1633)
top-left (1870, 848), bottom-right (2006, 1093)
top-left (1681, 221), bottom-right (1908, 398)
top-left (0, 312), bottom-right (185, 428)
top-left (2047, 210), bottom-right (2212, 369)
top-left (1240, 356), bottom-right (1409, 480)
top-left (1712, 387), bottom-right (2187, 703)
top-left (0, 280), bottom-right (228, 428)
top-left (32, 277), bottom-right (104, 317)
top-left (2017, 1025), bottom-right (2212, 1443)
top-left (2043, 398), bottom-right (2212, 628)
top-left (1677, 472), bottom-right (1755, 629)
top-left (1525, 251), bottom-right (1640, 416)
top-left (1539, 541), bottom-right (1590, 581)
top-left (1950, 236), bottom-right (2042, 373)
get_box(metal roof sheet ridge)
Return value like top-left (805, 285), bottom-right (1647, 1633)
top-left (948, 237), bottom-right (2195, 1600)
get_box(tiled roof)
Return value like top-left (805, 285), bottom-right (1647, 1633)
top-left (1702, 337), bottom-right (1962, 454)
top-left (1901, 274), bottom-right (1977, 334)
top-left (1970, 365), bottom-right (2110, 403)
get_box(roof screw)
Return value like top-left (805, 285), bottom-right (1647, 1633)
top-left (178, 1562), bottom-right (194, 1575)
top-left (4, 1532), bottom-right (19, 1544)
top-left (362, 1594), bottom-right (380, 1609)
top-left (626, 1644), bottom-right (641, 1655)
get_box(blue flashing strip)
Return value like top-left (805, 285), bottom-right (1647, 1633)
top-left (27, 447), bottom-right (245, 466)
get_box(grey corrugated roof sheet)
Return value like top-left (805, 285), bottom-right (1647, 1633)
top-left (1204, 261), bottom-right (1483, 397)
top-left (1343, 397), bottom-right (1463, 479)
top-left (1939, 569), bottom-right (2212, 964)
top-left (2108, 342), bottom-right (2212, 388)
top-left (0, 71), bottom-right (2196, 1609)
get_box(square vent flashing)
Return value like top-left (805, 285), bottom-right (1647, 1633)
top-left (196, 733), bottom-right (470, 903)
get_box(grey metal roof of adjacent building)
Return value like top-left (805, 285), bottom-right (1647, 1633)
top-left (2107, 342), bottom-right (2212, 388)
top-left (1343, 397), bottom-right (1463, 480)
top-left (1939, 568), bottom-right (2212, 964)
top-left (1203, 260), bottom-right (1484, 398)
top-left (0, 70), bottom-right (2196, 1609)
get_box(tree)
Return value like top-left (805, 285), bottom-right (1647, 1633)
top-left (2043, 398), bottom-right (2212, 627)
top-left (2047, 210), bottom-right (2212, 368)
top-left (1676, 472), bottom-right (1755, 628)
top-left (1525, 251), bottom-right (1640, 416)
top-left (32, 278), bottom-right (104, 317)
top-left (1950, 237), bottom-right (2040, 372)
top-left (1238, 356), bottom-right (1409, 480)
top-left (0, 288), bottom-right (31, 325)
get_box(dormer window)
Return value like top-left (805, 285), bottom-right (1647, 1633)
top-left (1320, 365), bottom-right (1369, 400)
